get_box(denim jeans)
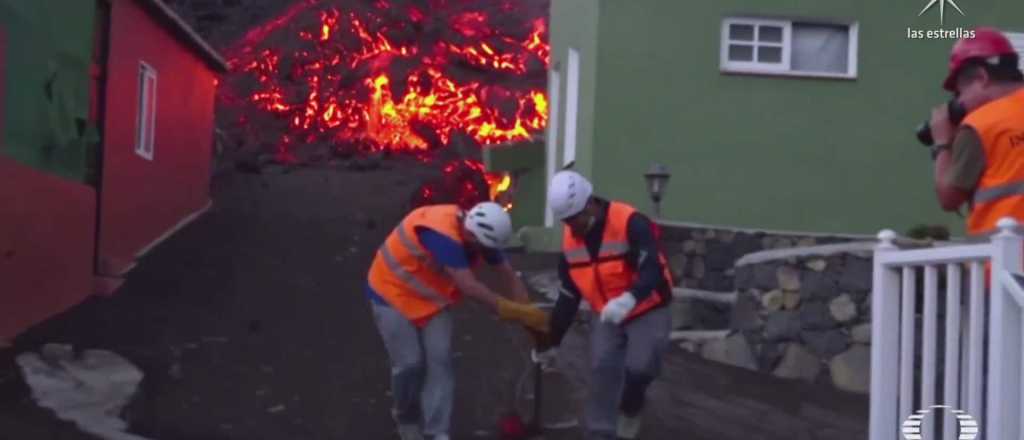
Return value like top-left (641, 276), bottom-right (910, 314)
top-left (584, 306), bottom-right (671, 440)
top-left (371, 303), bottom-right (454, 437)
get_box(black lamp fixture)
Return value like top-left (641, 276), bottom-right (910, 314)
top-left (644, 163), bottom-right (671, 218)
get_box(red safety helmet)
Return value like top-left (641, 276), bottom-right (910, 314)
top-left (944, 27), bottom-right (1018, 92)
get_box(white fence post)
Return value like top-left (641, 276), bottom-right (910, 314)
top-left (870, 230), bottom-right (901, 440)
top-left (868, 219), bottom-right (1024, 440)
top-left (987, 217), bottom-right (1023, 440)
top-left (899, 266), bottom-right (917, 425)
top-left (943, 263), bottom-right (962, 440)
top-left (920, 265), bottom-right (939, 440)
top-left (967, 261), bottom-right (986, 422)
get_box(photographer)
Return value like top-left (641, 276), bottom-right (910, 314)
top-left (928, 28), bottom-right (1024, 235)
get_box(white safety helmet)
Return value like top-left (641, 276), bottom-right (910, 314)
top-left (464, 201), bottom-right (513, 249)
top-left (547, 170), bottom-right (593, 221)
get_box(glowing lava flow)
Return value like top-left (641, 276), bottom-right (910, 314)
top-left (226, 1), bottom-right (550, 156)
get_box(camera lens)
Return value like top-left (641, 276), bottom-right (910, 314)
top-left (916, 121), bottom-right (934, 146)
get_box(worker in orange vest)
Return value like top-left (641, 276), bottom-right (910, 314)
top-left (930, 28), bottom-right (1024, 235)
top-left (366, 201), bottom-right (549, 440)
top-left (533, 170), bottom-right (674, 440)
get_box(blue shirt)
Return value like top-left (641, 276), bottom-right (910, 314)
top-left (366, 227), bottom-right (505, 305)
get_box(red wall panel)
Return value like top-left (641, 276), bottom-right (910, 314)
top-left (0, 157), bottom-right (97, 339)
top-left (98, 0), bottom-right (217, 273)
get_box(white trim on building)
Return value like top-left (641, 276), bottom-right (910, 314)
top-left (544, 68), bottom-right (562, 227)
top-left (563, 47), bottom-right (581, 167)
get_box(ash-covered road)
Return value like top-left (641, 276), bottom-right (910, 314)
top-left (0, 161), bottom-right (868, 440)
top-left (0, 161), bottom-right (578, 440)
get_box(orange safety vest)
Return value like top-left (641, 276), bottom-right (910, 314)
top-left (368, 204), bottom-right (472, 326)
top-left (965, 88), bottom-right (1024, 236)
top-left (562, 201), bottom-right (673, 322)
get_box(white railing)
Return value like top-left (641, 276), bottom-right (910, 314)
top-left (869, 218), bottom-right (1024, 440)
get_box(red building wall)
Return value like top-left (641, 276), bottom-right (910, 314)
top-left (1, 20), bottom-right (96, 340)
top-left (98, 0), bottom-right (217, 274)
top-left (0, 157), bottom-right (97, 340)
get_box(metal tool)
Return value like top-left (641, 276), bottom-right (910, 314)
top-left (498, 357), bottom-right (545, 439)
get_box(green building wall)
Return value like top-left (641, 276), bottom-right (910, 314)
top-left (491, 0), bottom-right (1024, 241)
top-left (548, 0), bottom-right (601, 181)
top-left (488, 0), bottom-right (603, 250)
top-left (0, 1), bottom-right (98, 182)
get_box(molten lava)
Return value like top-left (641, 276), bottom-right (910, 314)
top-left (488, 173), bottom-right (513, 211)
top-left (225, 0), bottom-right (550, 157)
top-left (408, 159), bottom-right (513, 211)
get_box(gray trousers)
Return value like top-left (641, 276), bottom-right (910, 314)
top-left (371, 302), bottom-right (454, 437)
top-left (585, 306), bottom-right (672, 440)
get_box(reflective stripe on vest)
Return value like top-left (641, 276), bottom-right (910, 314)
top-left (565, 240), bottom-right (630, 265)
top-left (378, 222), bottom-right (450, 306)
top-left (599, 241), bottom-right (629, 256)
top-left (395, 221), bottom-right (444, 275)
top-left (974, 181), bottom-right (1024, 204)
top-left (565, 248), bottom-right (589, 264)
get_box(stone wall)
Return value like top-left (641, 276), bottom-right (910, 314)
top-left (531, 222), bottom-right (938, 396)
top-left (658, 223), bottom-right (857, 292)
top-left (658, 223), bottom-right (861, 331)
top-left (687, 243), bottom-right (877, 394)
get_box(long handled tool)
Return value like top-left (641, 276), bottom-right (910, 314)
top-left (499, 298), bottom-right (553, 439)
top-left (499, 354), bottom-right (546, 439)
top-left (527, 359), bottom-right (543, 437)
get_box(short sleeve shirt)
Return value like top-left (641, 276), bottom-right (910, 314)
top-left (943, 127), bottom-right (987, 192)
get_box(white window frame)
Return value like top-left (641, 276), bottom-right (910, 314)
top-left (544, 68), bottom-right (561, 227)
top-left (135, 61), bottom-right (157, 161)
top-left (563, 47), bottom-right (580, 168)
top-left (720, 17), bottom-right (859, 80)
top-left (1007, 31), bottom-right (1024, 72)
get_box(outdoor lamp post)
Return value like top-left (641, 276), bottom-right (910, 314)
top-left (644, 163), bottom-right (671, 218)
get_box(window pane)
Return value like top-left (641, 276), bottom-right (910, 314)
top-left (729, 24), bottom-right (754, 41)
top-left (791, 23), bottom-right (850, 74)
top-left (146, 74), bottom-right (157, 155)
top-left (759, 26), bottom-right (783, 43)
top-left (136, 67), bottom-right (146, 154)
top-left (758, 46), bottom-right (783, 63)
top-left (728, 44), bottom-right (754, 61)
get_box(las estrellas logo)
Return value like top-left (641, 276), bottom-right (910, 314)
top-left (907, 0), bottom-right (976, 40)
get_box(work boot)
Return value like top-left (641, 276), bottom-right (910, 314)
top-left (397, 424), bottom-right (424, 440)
top-left (616, 413), bottom-right (642, 439)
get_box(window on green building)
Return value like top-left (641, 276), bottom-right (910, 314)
top-left (135, 62), bottom-right (157, 161)
top-left (721, 18), bottom-right (859, 79)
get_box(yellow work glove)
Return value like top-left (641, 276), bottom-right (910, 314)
top-left (497, 298), bottom-right (550, 334)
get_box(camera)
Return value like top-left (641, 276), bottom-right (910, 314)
top-left (916, 99), bottom-right (968, 146)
